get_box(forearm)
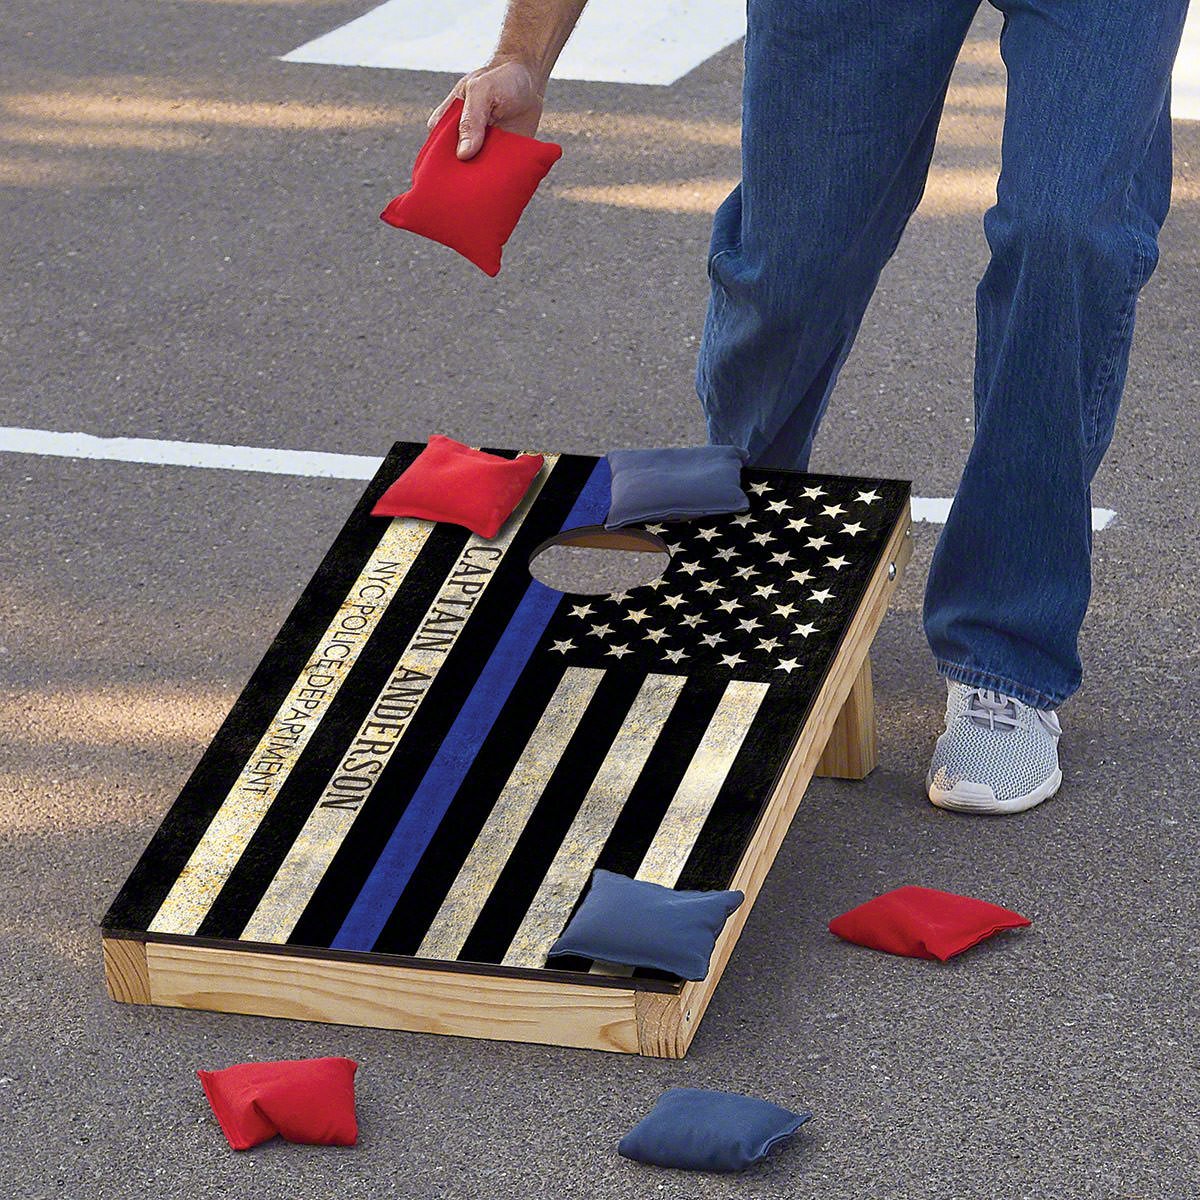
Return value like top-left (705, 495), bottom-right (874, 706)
top-left (492, 0), bottom-right (588, 86)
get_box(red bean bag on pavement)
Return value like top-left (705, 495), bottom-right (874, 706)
top-left (828, 885), bottom-right (1031, 961)
top-left (197, 1057), bottom-right (359, 1151)
top-left (381, 97), bottom-right (563, 276)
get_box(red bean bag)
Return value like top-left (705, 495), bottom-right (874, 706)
top-left (380, 97), bottom-right (563, 276)
top-left (371, 435), bottom-right (545, 537)
top-left (828, 885), bottom-right (1031, 961)
top-left (197, 1057), bottom-right (359, 1151)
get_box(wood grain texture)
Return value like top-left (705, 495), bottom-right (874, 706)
top-left (666, 504), bottom-right (912, 1055)
top-left (145, 942), bottom-right (642, 1054)
top-left (635, 990), bottom-right (689, 1058)
top-left (814, 655), bottom-right (878, 779)
top-left (102, 937), bottom-right (150, 1004)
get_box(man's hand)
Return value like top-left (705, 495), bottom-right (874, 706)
top-left (427, 56), bottom-right (547, 160)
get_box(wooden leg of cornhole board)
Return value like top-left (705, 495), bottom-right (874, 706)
top-left (102, 937), bottom-right (150, 1004)
top-left (813, 656), bottom-right (878, 780)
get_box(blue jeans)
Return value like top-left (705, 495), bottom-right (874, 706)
top-left (696, 0), bottom-right (1189, 709)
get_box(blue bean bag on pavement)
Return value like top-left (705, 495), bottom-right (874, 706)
top-left (618, 1088), bottom-right (812, 1172)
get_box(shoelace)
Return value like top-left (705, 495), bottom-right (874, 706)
top-left (963, 687), bottom-right (1022, 731)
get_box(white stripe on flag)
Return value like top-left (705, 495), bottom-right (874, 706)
top-left (501, 672), bottom-right (687, 967)
top-left (636, 679), bottom-right (770, 885)
top-left (416, 665), bottom-right (606, 961)
top-left (148, 517), bottom-right (433, 935)
top-left (239, 458), bottom-right (560, 944)
top-left (589, 677), bottom-right (769, 976)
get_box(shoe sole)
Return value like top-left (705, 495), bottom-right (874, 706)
top-left (925, 767), bottom-right (1063, 815)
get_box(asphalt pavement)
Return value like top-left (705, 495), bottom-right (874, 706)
top-left (1, 2), bottom-right (1198, 1197)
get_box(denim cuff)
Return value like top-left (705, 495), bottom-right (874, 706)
top-left (934, 659), bottom-right (1066, 711)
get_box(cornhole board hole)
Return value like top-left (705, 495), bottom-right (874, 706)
top-left (102, 442), bottom-right (912, 1058)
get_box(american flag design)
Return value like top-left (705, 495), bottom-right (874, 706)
top-left (104, 443), bottom-right (909, 983)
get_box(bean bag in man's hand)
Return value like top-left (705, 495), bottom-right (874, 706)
top-left (381, 98), bottom-right (563, 276)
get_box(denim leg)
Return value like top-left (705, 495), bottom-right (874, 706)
top-left (696, 0), bottom-right (981, 470)
top-left (924, 0), bottom-right (1189, 709)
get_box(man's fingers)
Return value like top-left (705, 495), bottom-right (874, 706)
top-left (427, 77), bottom-right (468, 128)
top-left (456, 83), bottom-right (493, 159)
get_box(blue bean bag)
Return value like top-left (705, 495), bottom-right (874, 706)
top-left (619, 1088), bottom-right (812, 1172)
top-left (603, 444), bottom-right (750, 529)
top-left (546, 869), bottom-right (743, 980)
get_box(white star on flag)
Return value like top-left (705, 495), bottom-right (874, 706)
top-left (551, 639), bottom-right (575, 653)
top-left (855, 490), bottom-right (880, 504)
top-left (608, 591), bottom-right (630, 603)
top-left (698, 579), bottom-right (721, 593)
top-left (757, 637), bottom-right (781, 652)
top-left (606, 644), bottom-right (632, 659)
top-left (824, 556), bottom-right (849, 570)
top-left (664, 647), bottom-right (688, 663)
top-left (766, 499), bottom-right (789, 514)
top-left (754, 584), bottom-right (778, 599)
top-left (570, 604), bottom-right (594, 619)
top-left (840, 521), bottom-right (865, 536)
top-left (775, 658), bottom-right (801, 673)
top-left (820, 504), bottom-right (846, 519)
top-left (645, 628), bottom-right (668, 643)
top-left (732, 514), bottom-right (754, 526)
top-left (808, 588), bottom-right (834, 604)
top-left (661, 594), bottom-right (686, 608)
top-left (696, 527), bottom-right (721, 541)
top-left (802, 486), bottom-right (826, 500)
top-left (774, 602), bottom-right (798, 618)
top-left (625, 609), bottom-right (651, 623)
top-left (721, 653), bottom-right (745, 668)
top-left (681, 613), bottom-right (705, 628)
top-left (717, 598), bottom-right (742, 613)
top-left (700, 632), bottom-right (723, 647)
top-left (751, 532), bottom-right (774, 546)
top-left (644, 523), bottom-right (668, 534)
top-left (806, 535), bottom-right (830, 550)
top-left (734, 565), bottom-right (757, 580)
top-left (790, 569), bottom-right (814, 585)
top-left (793, 622), bottom-right (818, 638)
top-left (737, 617), bottom-right (762, 633)
top-left (588, 622), bottom-right (613, 637)
top-left (748, 482), bottom-right (772, 495)
top-left (787, 517), bottom-right (811, 532)
top-left (770, 551), bottom-right (792, 566)
top-left (715, 547), bottom-right (739, 561)
top-left (677, 560), bottom-right (703, 575)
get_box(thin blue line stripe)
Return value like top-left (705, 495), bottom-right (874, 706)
top-left (330, 458), bottom-right (612, 951)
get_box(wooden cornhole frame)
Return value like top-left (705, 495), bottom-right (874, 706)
top-left (102, 443), bottom-right (911, 1058)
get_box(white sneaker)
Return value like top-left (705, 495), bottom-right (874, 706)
top-left (926, 681), bottom-right (1063, 815)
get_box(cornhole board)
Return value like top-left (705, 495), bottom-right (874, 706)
top-left (102, 442), bottom-right (912, 1058)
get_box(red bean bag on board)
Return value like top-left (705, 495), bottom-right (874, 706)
top-left (370, 434), bottom-right (545, 538)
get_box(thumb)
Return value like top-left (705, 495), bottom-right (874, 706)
top-left (456, 85), bottom-right (492, 159)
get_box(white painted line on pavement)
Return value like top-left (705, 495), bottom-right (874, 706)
top-left (0, 425), bottom-right (1118, 530)
top-left (1176, 6), bottom-right (1200, 121)
top-left (280, 0), bottom-right (746, 87)
top-left (0, 425), bottom-right (381, 479)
